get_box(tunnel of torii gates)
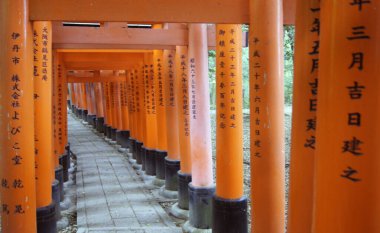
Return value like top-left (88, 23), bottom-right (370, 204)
top-left (1, 0), bottom-right (380, 233)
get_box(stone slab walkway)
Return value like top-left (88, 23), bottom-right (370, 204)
top-left (68, 114), bottom-right (182, 233)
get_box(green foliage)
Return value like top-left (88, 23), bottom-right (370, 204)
top-left (208, 25), bottom-right (295, 110)
top-left (284, 26), bottom-right (295, 105)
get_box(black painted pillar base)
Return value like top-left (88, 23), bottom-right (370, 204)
top-left (87, 114), bottom-right (96, 126)
top-left (145, 148), bottom-right (156, 176)
top-left (111, 128), bottom-right (117, 141)
top-left (212, 196), bottom-right (248, 233)
top-left (82, 109), bottom-right (88, 121)
top-left (103, 124), bottom-right (109, 138)
top-left (141, 146), bottom-right (147, 171)
top-left (37, 202), bottom-right (57, 233)
top-left (155, 150), bottom-right (167, 180)
top-left (178, 172), bottom-right (192, 210)
top-left (136, 141), bottom-right (143, 165)
top-left (55, 165), bottom-right (64, 202)
top-left (165, 158), bottom-right (180, 191)
top-left (59, 153), bottom-right (69, 182)
top-left (96, 117), bottom-right (105, 133)
top-left (121, 130), bottom-right (131, 149)
top-left (116, 130), bottom-right (123, 145)
top-left (129, 138), bottom-right (136, 159)
top-left (77, 109), bottom-right (83, 119)
top-left (65, 143), bottom-right (71, 169)
top-left (129, 138), bottom-right (136, 158)
top-left (67, 100), bottom-right (71, 109)
top-left (52, 179), bottom-right (60, 220)
top-left (188, 183), bottom-right (215, 229)
top-left (106, 126), bottom-right (112, 139)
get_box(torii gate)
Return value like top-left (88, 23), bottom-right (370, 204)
top-left (1, 1), bottom-right (380, 233)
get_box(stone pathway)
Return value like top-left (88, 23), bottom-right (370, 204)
top-left (68, 115), bottom-right (182, 233)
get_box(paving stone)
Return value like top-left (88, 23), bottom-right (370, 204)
top-left (68, 114), bottom-right (182, 233)
top-left (113, 218), bottom-right (141, 227)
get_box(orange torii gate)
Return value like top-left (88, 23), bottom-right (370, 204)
top-left (0, 1), bottom-right (292, 233)
top-left (3, 1), bottom-right (380, 233)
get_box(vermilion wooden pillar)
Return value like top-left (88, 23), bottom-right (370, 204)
top-left (103, 75), bottom-right (114, 140)
top-left (118, 73), bottom-right (131, 151)
top-left (183, 24), bottom-right (215, 232)
top-left (0, 0), bottom-right (37, 232)
top-left (126, 70), bottom-right (137, 160)
top-left (249, 0), bottom-right (285, 232)
top-left (94, 80), bottom-right (105, 133)
top-left (109, 80), bottom-right (118, 142)
top-left (161, 48), bottom-right (182, 197)
top-left (143, 53), bottom-right (159, 176)
top-left (68, 83), bottom-right (76, 110)
top-left (171, 45), bottom-right (192, 218)
top-left (153, 48), bottom-right (168, 184)
top-left (85, 83), bottom-right (96, 125)
top-left (213, 24), bottom-right (247, 233)
top-left (33, 20), bottom-right (54, 211)
top-left (72, 83), bottom-right (80, 116)
top-left (52, 51), bottom-right (66, 205)
top-left (287, 0), bottom-right (320, 232)
top-left (313, 1), bottom-right (380, 232)
top-left (79, 83), bottom-right (88, 121)
top-left (114, 79), bottom-right (123, 144)
top-left (137, 64), bottom-right (148, 168)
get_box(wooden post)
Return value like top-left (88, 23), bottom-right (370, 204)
top-left (135, 67), bottom-right (145, 166)
top-left (79, 83), bottom-right (88, 121)
top-left (114, 78), bottom-right (124, 145)
top-left (126, 70), bottom-right (137, 159)
top-left (127, 71), bottom-right (136, 159)
top-left (0, 0), bottom-right (37, 232)
top-left (287, 0), bottom-right (320, 232)
top-left (183, 24), bottom-right (215, 231)
top-left (85, 83), bottom-right (96, 125)
top-left (69, 83), bottom-right (76, 110)
top-left (102, 73), bottom-right (114, 139)
top-left (171, 45), bottom-right (193, 216)
top-left (119, 73), bottom-right (131, 150)
top-left (53, 52), bottom-right (65, 203)
top-left (94, 80), bottom-right (105, 133)
top-left (249, 0), bottom-right (285, 232)
top-left (33, 20), bottom-right (54, 207)
top-left (161, 48), bottom-right (181, 196)
top-left (72, 83), bottom-right (80, 116)
top-left (143, 53), bottom-right (158, 176)
top-left (80, 83), bottom-right (88, 120)
top-left (154, 48), bottom-right (168, 183)
top-left (213, 24), bottom-right (247, 233)
top-left (109, 81), bottom-right (117, 142)
top-left (313, 1), bottom-right (380, 232)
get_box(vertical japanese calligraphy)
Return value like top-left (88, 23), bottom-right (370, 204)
top-left (176, 45), bottom-right (192, 174)
top-left (188, 24), bottom-right (213, 187)
top-left (313, 1), bottom-right (380, 232)
top-left (154, 49), bottom-right (168, 152)
top-left (144, 53), bottom-right (158, 150)
top-left (164, 49), bottom-right (180, 160)
top-left (0, 1), bottom-right (37, 231)
top-left (33, 21), bottom-right (53, 208)
top-left (287, 0), bottom-right (320, 232)
top-left (249, 0), bottom-right (285, 232)
top-left (215, 24), bottom-right (244, 199)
